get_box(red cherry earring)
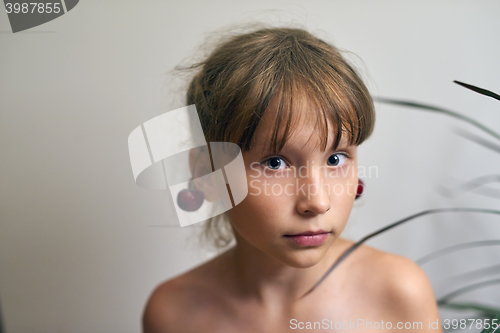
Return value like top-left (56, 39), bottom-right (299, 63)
top-left (177, 149), bottom-right (205, 211)
top-left (177, 179), bottom-right (205, 211)
top-left (355, 179), bottom-right (364, 200)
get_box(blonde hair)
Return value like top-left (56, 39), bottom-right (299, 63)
top-left (179, 25), bottom-right (375, 249)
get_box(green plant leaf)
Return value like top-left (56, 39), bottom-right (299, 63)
top-left (375, 97), bottom-right (500, 141)
top-left (454, 128), bottom-right (500, 154)
top-left (417, 240), bottom-right (500, 265)
top-left (454, 81), bottom-right (500, 102)
top-left (438, 279), bottom-right (500, 305)
top-left (440, 302), bottom-right (500, 318)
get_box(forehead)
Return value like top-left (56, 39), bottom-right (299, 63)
top-left (249, 95), bottom-right (349, 153)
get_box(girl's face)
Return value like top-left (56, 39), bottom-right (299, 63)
top-left (226, 100), bottom-right (359, 268)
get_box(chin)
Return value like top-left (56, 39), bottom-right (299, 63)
top-left (278, 248), bottom-right (327, 269)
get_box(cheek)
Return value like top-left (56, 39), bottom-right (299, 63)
top-left (227, 179), bottom-right (290, 235)
top-left (325, 166), bottom-right (358, 199)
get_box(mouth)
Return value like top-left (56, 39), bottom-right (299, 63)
top-left (283, 230), bottom-right (331, 247)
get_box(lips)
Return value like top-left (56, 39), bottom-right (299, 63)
top-left (284, 231), bottom-right (331, 247)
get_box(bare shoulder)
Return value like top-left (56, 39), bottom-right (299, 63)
top-left (337, 238), bottom-right (441, 328)
top-left (142, 250), bottom-right (233, 333)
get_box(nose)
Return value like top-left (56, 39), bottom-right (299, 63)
top-left (295, 165), bottom-right (331, 216)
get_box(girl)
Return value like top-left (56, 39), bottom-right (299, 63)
top-left (143, 26), bottom-right (442, 332)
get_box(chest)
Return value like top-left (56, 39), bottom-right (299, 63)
top-left (187, 288), bottom-right (398, 333)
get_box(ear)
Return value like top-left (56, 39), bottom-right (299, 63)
top-left (188, 146), bottom-right (221, 202)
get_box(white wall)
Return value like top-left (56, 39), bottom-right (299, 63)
top-left (1, 1), bottom-right (499, 332)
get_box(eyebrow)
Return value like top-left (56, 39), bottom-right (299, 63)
top-left (329, 137), bottom-right (352, 150)
top-left (253, 136), bottom-right (352, 156)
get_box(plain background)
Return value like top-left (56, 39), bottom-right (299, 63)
top-left (1, 1), bottom-right (500, 332)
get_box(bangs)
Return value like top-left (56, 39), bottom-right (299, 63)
top-left (259, 79), bottom-right (364, 155)
top-left (235, 61), bottom-right (374, 155)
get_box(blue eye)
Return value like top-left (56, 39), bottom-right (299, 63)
top-left (264, 157), bottom-right (287, 170)
top-left (327, 153), bottom-right (347, 166)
